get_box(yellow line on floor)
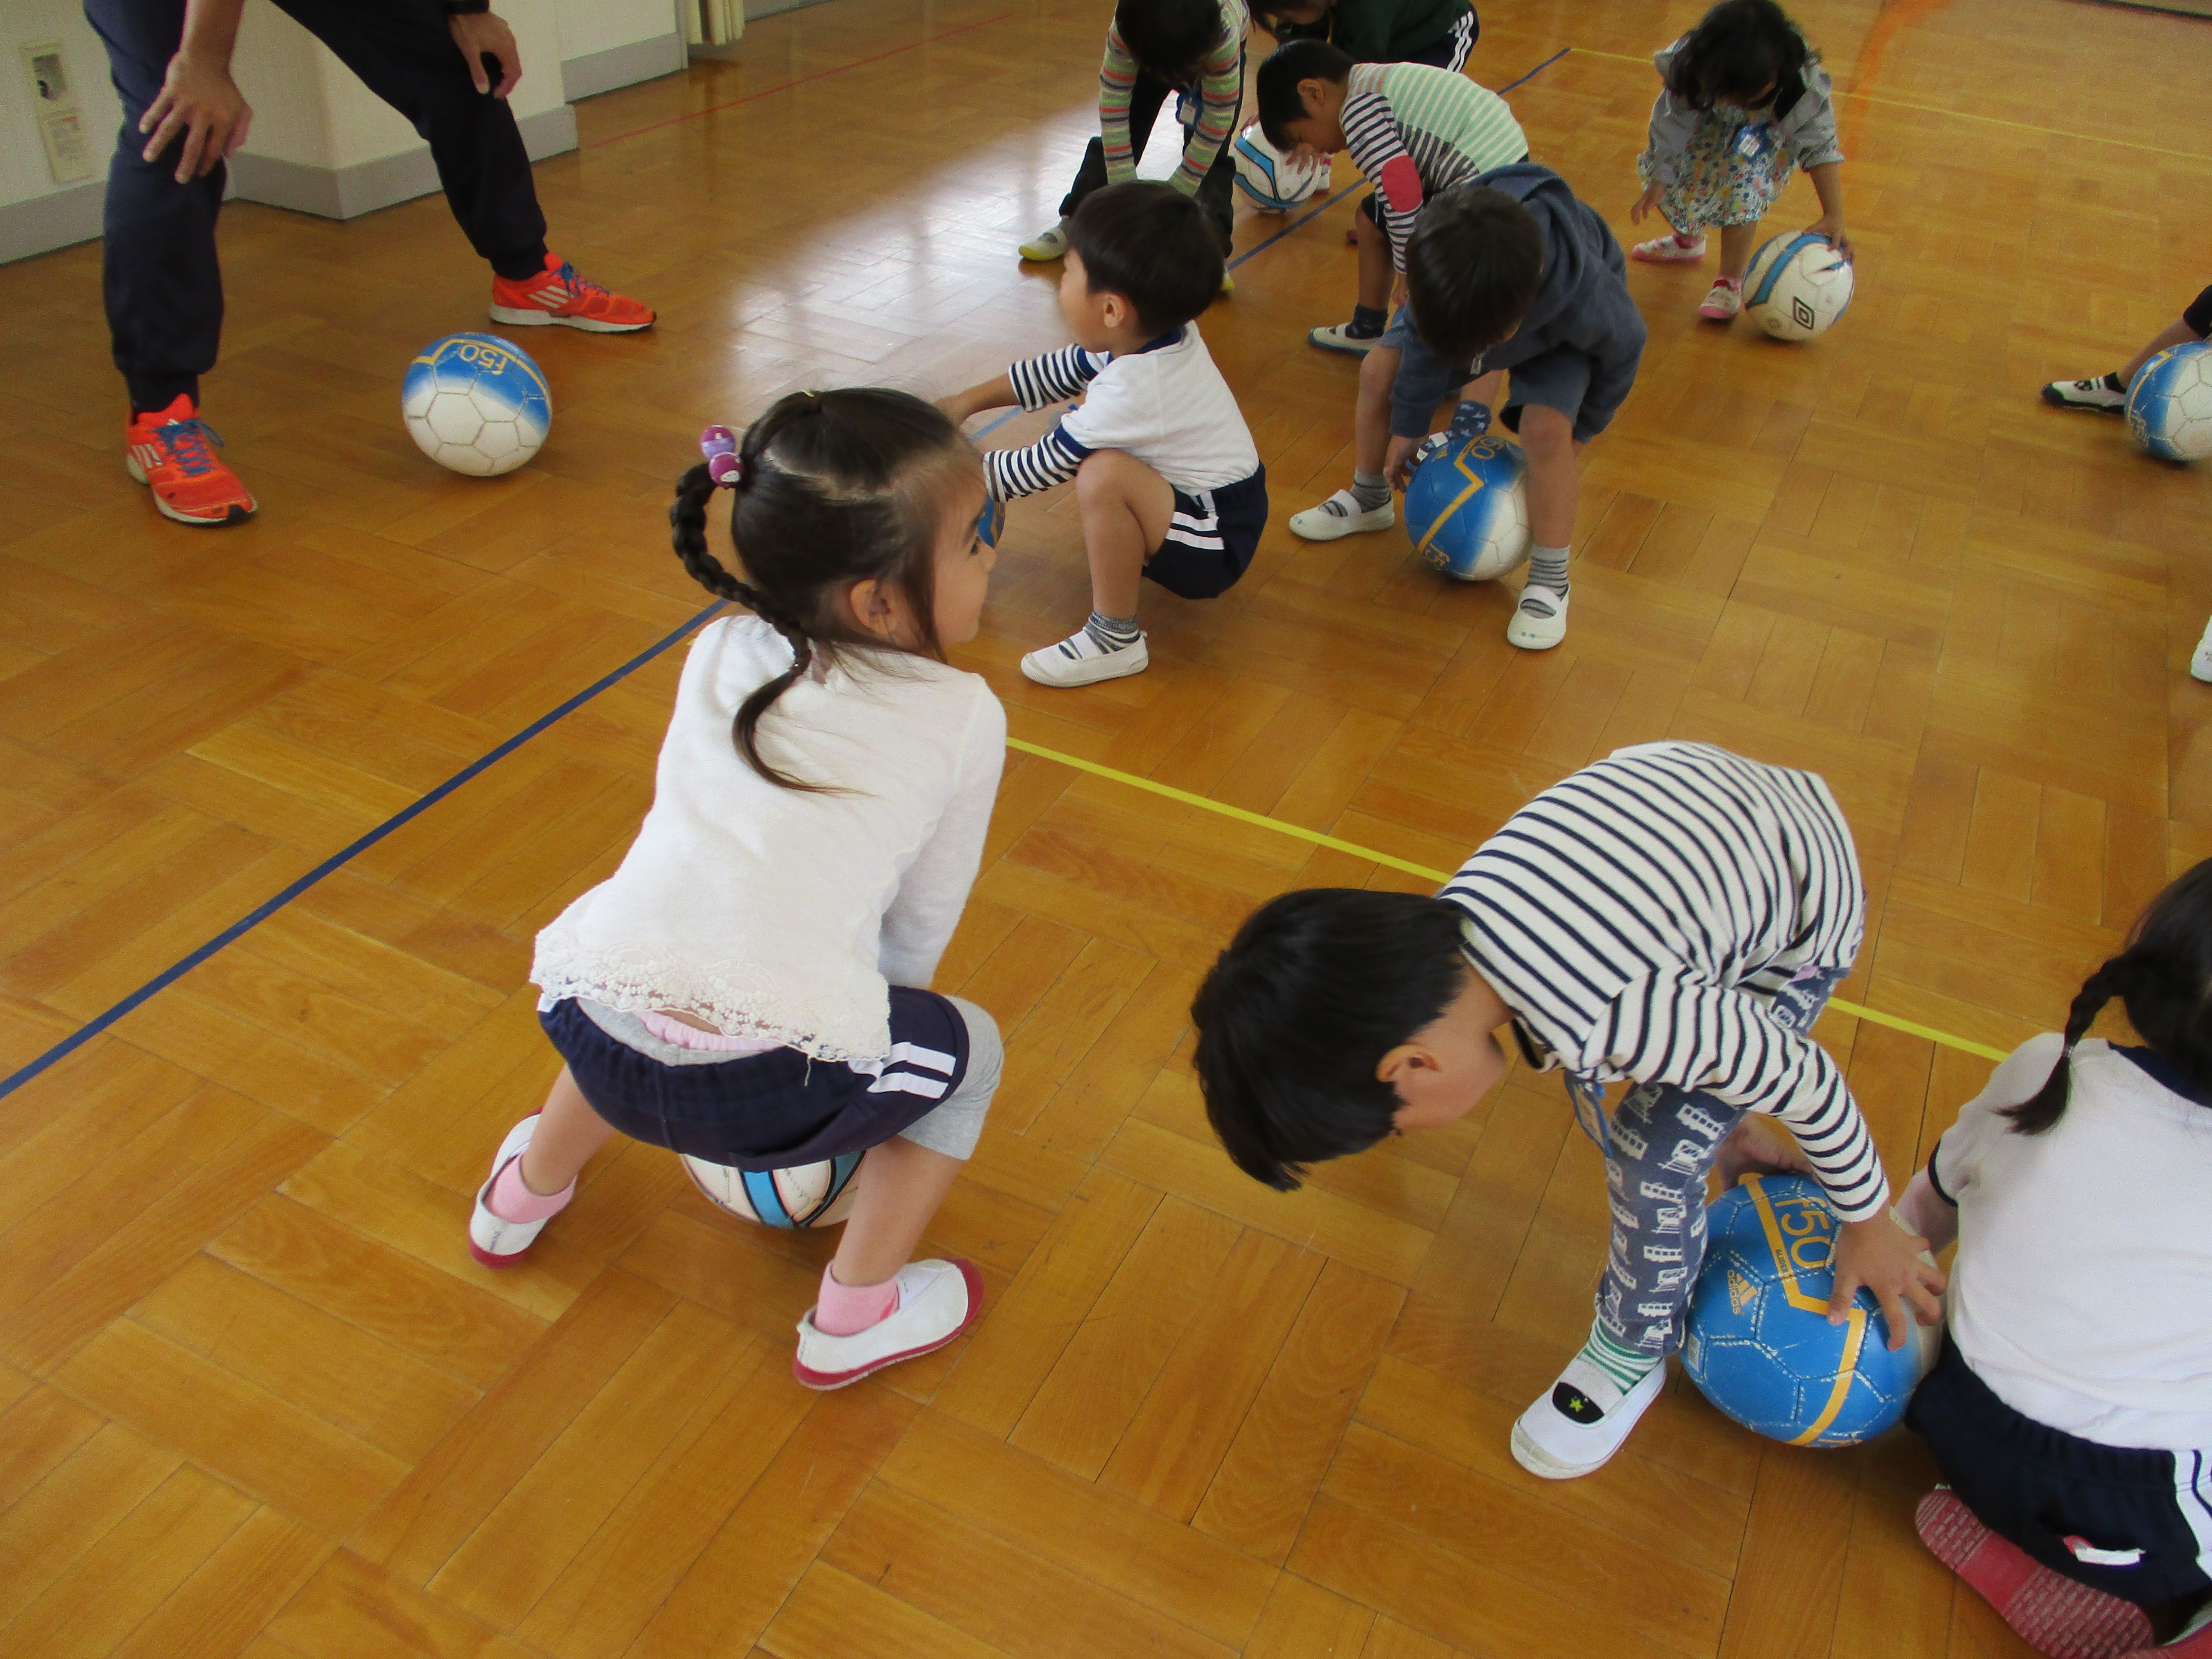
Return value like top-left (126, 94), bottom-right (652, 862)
top-left (1562, 46), bottom-right (2212, 164)
top-left (1007, 735), bottom-right (2011, 1063)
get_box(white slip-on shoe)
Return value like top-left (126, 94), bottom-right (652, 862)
top-left (1507, 584), bottom-right (1568, 650)
top-left (1631, 233), bottom-right (1707, 262)
top-left (1019, 221), bottom-right (1070, 262)
top-left (1308, 322), bottom-right (1384, 355)
top-left (1288, 489), bottom-right (1394, 541)
top-left (2040, 374), bottom-right (2127, 414)
top-left (792, 1258), bottom-right (982, 1389)
top-left (469, 1116), bottom-right (564, 1268)
top-left (1697, 279), bottom-right (1743, 321)
top-left (1510, 1356), bottom-right (1667, 1480)
top-left (1021, 629), bottom-right (1149, 687)
top-left (2194, 615), bottom-right (2212, 684)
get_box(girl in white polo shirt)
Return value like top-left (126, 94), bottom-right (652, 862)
top-left (1903, 860), bottom-right (2212, 1659)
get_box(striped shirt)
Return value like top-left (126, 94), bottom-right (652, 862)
top-left (1341, 61), bottom-right (1526, 270)
top-left (981, 325), bottom-right (1259, 501)
top-left (1101, 0), bottom-right (1250, 197)
top-left (1441, 742), bottom-right (1888, 1221)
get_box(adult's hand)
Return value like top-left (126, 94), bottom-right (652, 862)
top-left (140, 51), bottom-right (252, 182)
top-left (451, 11), bottom-right (523, 98)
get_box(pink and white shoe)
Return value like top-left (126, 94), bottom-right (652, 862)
top-left (1632, 233), bottom-right (1707, 262)
top-left (1915, 1489), bottom-right (2152, 1659)
top-left (1698, 278), bottom-right (1744, 321)
top-left (792, 1258), bottom-right (981, 1389)
top-left (468, 1116), bottom-right (571, 1267)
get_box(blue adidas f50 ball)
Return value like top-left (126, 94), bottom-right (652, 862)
top-left (401, 332), bottom-right (551, 477)
top-left (2126, 340), bottom-right (2212, 462)
top-left (1403, 432), bottom-right (1531, 581)
top-left (1682, 1174), bottom-right (1937, 1447)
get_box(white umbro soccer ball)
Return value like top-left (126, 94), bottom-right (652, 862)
top-left (401, 332), bottom-right (551, 477)
top-left (2126, 341), bottom-right (2212, 462)
top-left (1231, 123), bottom-right (1329, 213)
top-left (680, 1151), bottom-right (864, 1228)
top-left (1742, 233), bottom-right (1854, 341)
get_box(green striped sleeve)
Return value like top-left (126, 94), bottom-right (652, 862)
top-left (1381, 63), bottom-right (1526, 173)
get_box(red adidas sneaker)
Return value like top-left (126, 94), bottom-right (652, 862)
top-left (489, 254), bottom-right (654, 333)
top-left (124, 396), bottom-right (257, 527)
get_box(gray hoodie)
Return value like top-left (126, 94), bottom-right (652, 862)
top-left (1390, 163), bottom-right (1647, 443)
top-left (1643, 37), bottom-right (1844, 184)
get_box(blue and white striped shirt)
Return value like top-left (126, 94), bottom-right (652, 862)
top-left (1441, 741), bottom-right (1888, 1221)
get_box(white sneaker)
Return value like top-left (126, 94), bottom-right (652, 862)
top-left (792, 1258), bottom-right (981, 1389)
top-left (1631, 233), bottom-right (1707, 263)
top-left (1289, 489), bottom-right (1394, 541)
top-left (1021, 628), bottom-right (1149, 687)
top-left (1510, 1357), bottom-right (1667, 1480)
top-left (468, 1116), bottom-right (562, 1268)
top-left (2042, 374), bottom-right (2128, 413)
top-left (1308, 322), bottom-right (1384, 355)
top-left (1697, 279), bottom-right (1743, 321)
top-left (2194, 616), bottom-right (2212, 684)
top-left (1507, 583), bottom-right (1568, 650)
top-left (1019, 221), bottom-right (1070, 261)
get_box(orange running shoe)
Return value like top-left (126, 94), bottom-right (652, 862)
top-left (124, 395), bottom-right (257, 526)
top-left (489, 253), bottom-right (654, 333)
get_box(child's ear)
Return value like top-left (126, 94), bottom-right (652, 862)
top-left (845, 576), bottom-right (900, 640)
top-left (1099, 290), bottom-right (1132, 331)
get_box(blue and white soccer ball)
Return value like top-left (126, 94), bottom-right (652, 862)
top-left (1743, 233), bottom-right (1854, 341)
top-left (1682, 1174), bottom-right (1939, 1447)
top-left (401, 332), bottom-right (551, 477)
top-left (2126, 340), bottom-right (2212, 462)
top-left (681, 1151), bottom-right (863, 1228)
top-left (1231, 123), bottom-right (1329, 213)
top-left (1404, 431), bottom-right (1531, 581)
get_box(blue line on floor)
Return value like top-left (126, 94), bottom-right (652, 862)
top-left (0, 42), bottom-right (1579, 1102)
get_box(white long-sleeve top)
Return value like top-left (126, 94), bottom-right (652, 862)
top-left (530, 616), bottom-right (1006, 1065)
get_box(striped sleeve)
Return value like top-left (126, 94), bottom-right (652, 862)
top-left (981, 421), bottom-right (1090, 500)
top-left (1099, 25), bottom-right (1141, 183)
top-left (1170, 33), bottom-right (1246, 197)
top-left (1009, 345), bottom-right (1106, 409)
top-left (1602, 971), bottom-right (1888, 1220)
top-left (1341, 89), bottom-right (1420, 270)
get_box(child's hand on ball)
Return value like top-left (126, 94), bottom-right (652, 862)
top-left (1808, 216), bottom-right (1853, 261)
top-left (1829, 1211), bottom-right (1945, 1350)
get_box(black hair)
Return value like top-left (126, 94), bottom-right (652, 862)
top-left (1404, 184), bottom-right (1546, 366)
top-left (1255, 39), bottom-right (1351, 151)
top-left (1112, 0), bottom-right (1229, 86)
top-left (1664, 0), bottom-right (1815, 114)
top-left (668, 388), bottom-right (979, 790)
top-left (1191, 888), bottom-right (1471, 1190)
top-left (1066, 181), bottom-right (1224, 336)
top-left (1251, 0), bottom-right (1331, 46)
top-left (2006, 858), bottom-right (2212, 1134)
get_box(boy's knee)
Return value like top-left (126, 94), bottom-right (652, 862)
top-left (1358, 347), bottom-right (1399, 397)
top-left (1517, 406), bottom-right (1577, 462)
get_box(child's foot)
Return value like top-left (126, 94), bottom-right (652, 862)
top-left (1507, 583), bottom-right (1568, 650)
top-left (468, 1115), bottom-right (576, 1267)
top-left (2043, 372), bottom-right (2128, 413)
top-left (1697, 277), bottom-right (1743, 321)
top-left (489, 253), bottom-right (654, 332)
top-left (1220, 270), bottom-right (1236, 295)
top-left (793, 1258), bottom-right (982, 1389)
top-left (1022, 626), bottom-right (1149, 687)
top-left (2194, 617), bottom-right (2212, 684)
top-left (1289, 489), bottom-right (1394, 541)
top-left (125, 396), bottom-right (257, 526)
top-left (1915, 1489), bottom-right (2153, 1659)
top-left (1510, 1357), bottom-right (1665, 1479)
top-left (1310, 321), bottom-right (1385, 355)
top-left (1019, 221), bottom-right (1070, 261)
top-left (1632, 231), bottom-right (1707, 262)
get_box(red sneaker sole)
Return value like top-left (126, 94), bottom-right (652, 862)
top-left (790, 1259), bottom-right (983, 1390)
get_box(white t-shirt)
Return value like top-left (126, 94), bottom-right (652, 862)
top-left (531, 617), bottom-right (1005, 1065)
top-left (1933, 1033), bottom-right (2212, 1452)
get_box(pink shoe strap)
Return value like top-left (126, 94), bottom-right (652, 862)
top-left (815, 1264), bottom-right (901, 1336)
top-left (488, 1156), bottom-right (574, 1224)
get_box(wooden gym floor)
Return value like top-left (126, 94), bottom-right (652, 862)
top-left (3, 0), bottom-right (2210, 1653)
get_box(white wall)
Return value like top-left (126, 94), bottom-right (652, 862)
top-left (556, 0), bottom-right (680, 65)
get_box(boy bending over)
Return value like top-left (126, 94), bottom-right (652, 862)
top-left (1192, 741), bottom-right (1944, 1479)
top-left (945, 182), bottom-right (1268, 688)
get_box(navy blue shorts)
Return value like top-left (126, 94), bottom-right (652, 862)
top-left (540, 988), bottom-right (970, 1170)
top-left (1146, 466), bottom-right (1269, 599)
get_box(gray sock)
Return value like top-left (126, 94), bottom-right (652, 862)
top-left (1350, 470), bottom-right (1391, 512)
top-left (1522, 544), bottom-right (1569, 614)
top-left (1083, 610), bottom-right (1141, 651)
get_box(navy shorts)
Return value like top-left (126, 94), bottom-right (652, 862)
top-left (1146, 466), bottom-right (1269, 599)
top-left (1908, 1336), bottom-right (2212, 1610)
top-left (2186, 283), bottom-right (2212, 339)
top-left (540, 988), bottom-right (971, 1170)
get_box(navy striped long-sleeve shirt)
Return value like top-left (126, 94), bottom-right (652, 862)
top-left (1441, 741), bottom-right (1889, 1221)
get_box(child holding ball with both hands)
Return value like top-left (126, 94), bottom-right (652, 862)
top-left (1630, 0), bottom-right (1850, 323)
top-left (471, 389), bottom-right (1008, 1391)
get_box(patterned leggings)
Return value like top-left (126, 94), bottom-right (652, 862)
top-left (1577, 963), bottom-right (1849, 1358)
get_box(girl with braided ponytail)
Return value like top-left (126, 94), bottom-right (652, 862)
top-left (471, 388), bottom-right (1012, 1390)
top-left (1897, 859), bottom-right (2212, 1658)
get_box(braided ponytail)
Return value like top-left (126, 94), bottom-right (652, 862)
top-left (666, 389), bottom-right (978, 791)
top-left (2005, 857), bottom-right (2212, 1134)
